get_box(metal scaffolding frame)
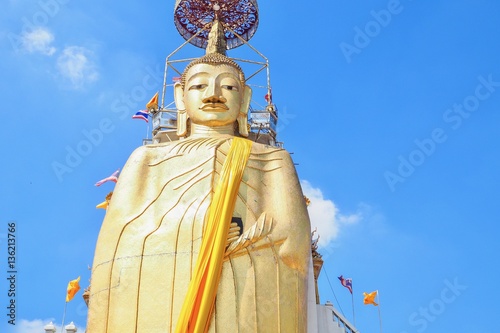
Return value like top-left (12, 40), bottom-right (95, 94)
top-left (151, 20), bottom-right (278, 146)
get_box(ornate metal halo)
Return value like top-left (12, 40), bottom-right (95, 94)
top-left (174, 0), bottom-right (259, 50)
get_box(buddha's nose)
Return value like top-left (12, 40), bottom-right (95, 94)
top-left (202, 94), bottom-right (227, 104)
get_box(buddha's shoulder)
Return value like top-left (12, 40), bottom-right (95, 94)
top-left (126, 141), bottom-right (184, 161)
top-left (127, 138), bottom-right (228, 163)
top-left (249, 141), bottom-right (294, 164)
top-left (127, 138), bottom-right (291, 161)
top-left (249, 141), bottom-right (284, 154)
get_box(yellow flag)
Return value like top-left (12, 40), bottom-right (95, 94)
top-left (363, 290), bottom-right (378, 306)
top-left (146, 92), bottom-right (159, 110)
top-left (96, 192), bottom-right (113, 210)
top-left (96, 201), bottom-right (108, 209)
top-left (66, 276), bottom-right (81, 302)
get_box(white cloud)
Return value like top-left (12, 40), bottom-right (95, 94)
top-left (301, 180), bottom-right (362, 248)
top-left (20, 27), bottom-right (56, 55)
top-left (11, 319), bottom-right (85, 333)
top-left (57, 46), bottom-right (99, 89)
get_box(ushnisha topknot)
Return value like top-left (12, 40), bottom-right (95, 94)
top-left (180, 19), bottom-right (245, 88)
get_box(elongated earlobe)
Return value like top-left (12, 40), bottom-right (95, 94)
top-left (240, 85), bottom-right (252, 115)
top-left (177, 110), bottom-right (188, 137)
top-left (237, 113), bottom-right (248, 137)
top-left (237, 85), bottom-right (252, 137)
top-left (174, 83), bottom-right (185, 111)
top-left (174, 83), bottom-right (188, 137)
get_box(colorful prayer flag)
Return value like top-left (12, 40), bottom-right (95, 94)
top-left (146, 92), bottom-right (159, 110)
top-left (132, 110), bottom-right (149, 123)
top-left (338, 275), bottom-right (353, 294)
top-left (66, 276), bottom-right (81, 302)
top-left (363, 290), bottom-right (378, 306)
top-left (95, 170), bottom-right (120, 187)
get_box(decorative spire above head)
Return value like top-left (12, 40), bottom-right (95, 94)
top-left (206, 19), bottom-right (227, 56)
top-left (174, 0), bottom-right (259, 50)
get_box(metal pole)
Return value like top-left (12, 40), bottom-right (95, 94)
top-left (224, 25), bottom-right (271, 92)
top-left (323, 268), bottom-right (345, 317)
top-left (351, 291), bottom-right (356, 326)
top-left (377, 290), bottom-right (383, 333)
top-left (60, 301), bottom-right (68, 333)
top-left (162, 23), bottom-right (212, 108)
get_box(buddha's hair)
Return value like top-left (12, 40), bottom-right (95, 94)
top-left (181, 53), bottom-right (245, 87)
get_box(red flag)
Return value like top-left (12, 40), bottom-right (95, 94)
top-left (264, 89), bottom-right (272, 103)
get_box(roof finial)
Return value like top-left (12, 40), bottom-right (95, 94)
top-left (205, 19), bottom-right (227, 56)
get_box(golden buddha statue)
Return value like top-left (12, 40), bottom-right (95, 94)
top-left (87, 21), bottom-right (311, 333)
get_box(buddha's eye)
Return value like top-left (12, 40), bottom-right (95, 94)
top-left (222, 85), bottom-right (239, 91)
top-left (189, 84), bottom-right (207, 90)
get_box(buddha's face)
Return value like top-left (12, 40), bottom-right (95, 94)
top-left (182, 63), bottom-right (244, 127)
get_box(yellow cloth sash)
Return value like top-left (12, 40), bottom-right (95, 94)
top-left (175, 137), bottom-right (252, 333)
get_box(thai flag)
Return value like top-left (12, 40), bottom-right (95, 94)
top-left (338, 275), bottom-right (353, 294)
top-left (95, 169), bottom-right (120, 187)
top-left (132, 110), bottom-right (149, 122)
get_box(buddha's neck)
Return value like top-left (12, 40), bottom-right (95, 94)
top-left (189, 123), bottom-right (235, 138)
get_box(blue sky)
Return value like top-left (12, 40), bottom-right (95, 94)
top-left (1, 0), bottom-right (499, 332)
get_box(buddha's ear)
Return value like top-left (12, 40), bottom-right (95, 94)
top-left (237, 113), bottom-right (248, 137)
top-left (174, 82), bottom-right (185, 111)
top-left (174, 83), bottom-right (188, 137)
top-left (240, 84), bottom-right (252, 115)
top-left (177, 110), bottom-right (188, 137)
top-left (237, 85), bottom-right (252, 137)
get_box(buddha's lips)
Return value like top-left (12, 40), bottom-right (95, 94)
top-left (200, 103), bottom-right (229, 111)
